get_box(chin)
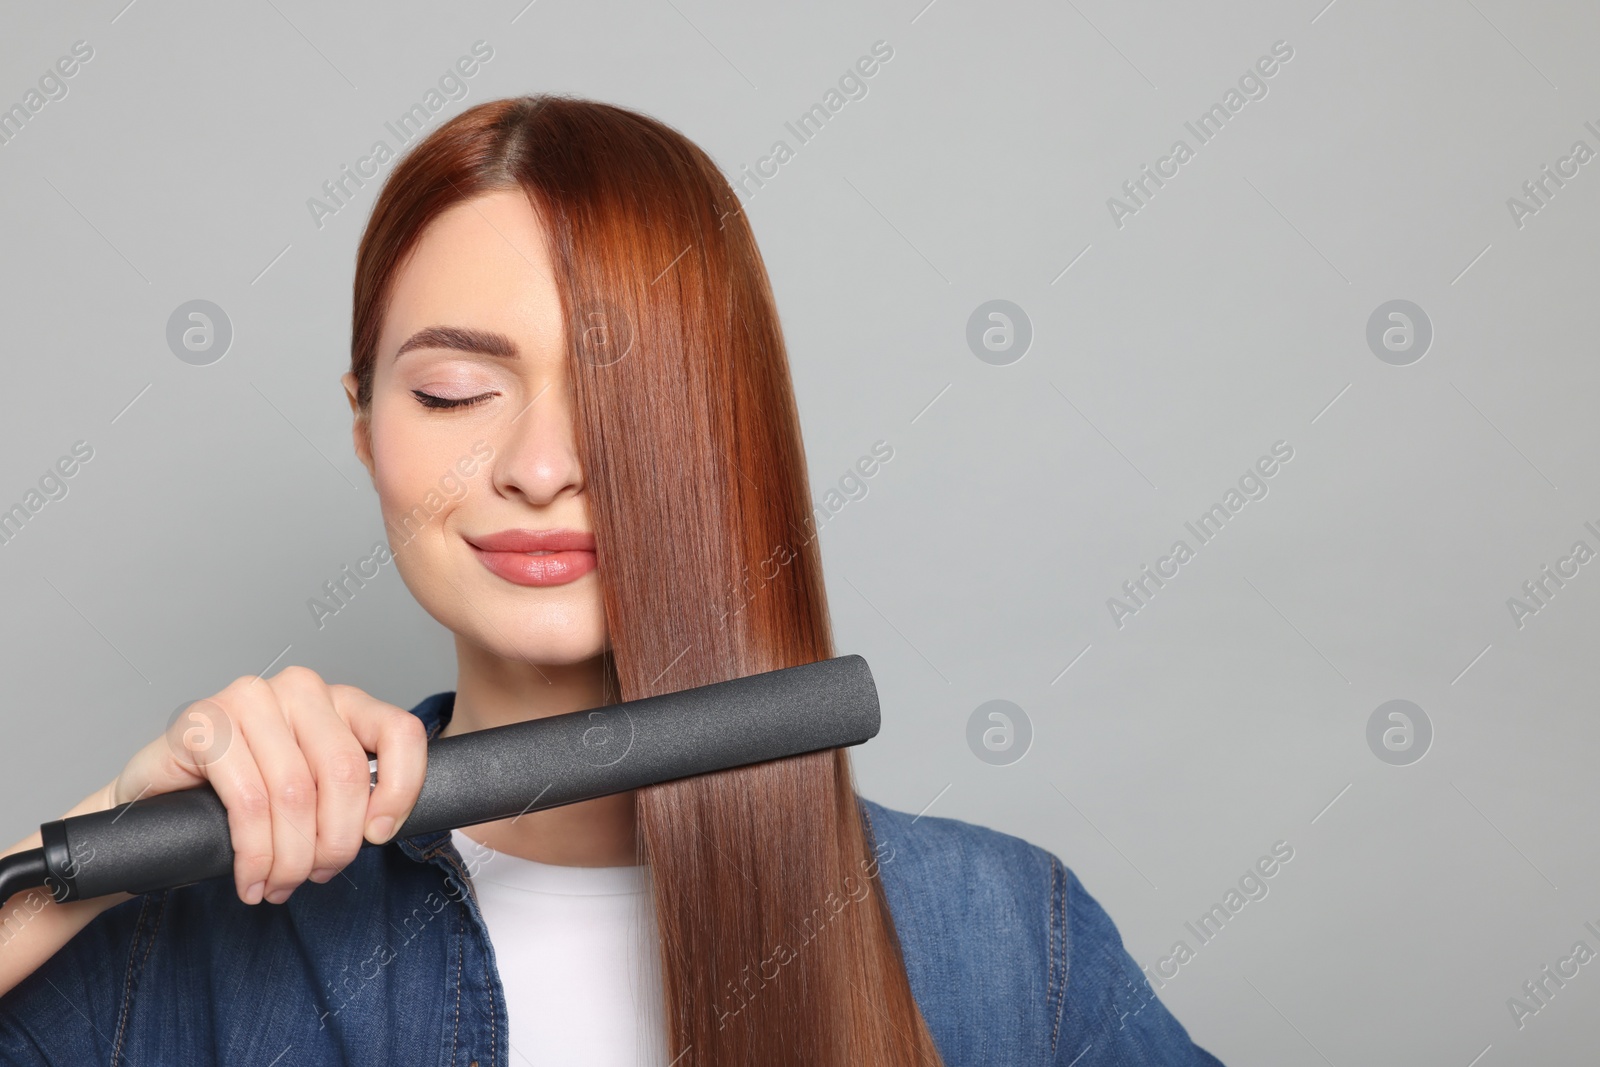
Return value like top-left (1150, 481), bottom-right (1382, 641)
top-left (470, 616), bottom-right (608, 667)
top-left (497, 637), bottom-right (607, 668)
top-left (398, 553), bottom-right (607, 658)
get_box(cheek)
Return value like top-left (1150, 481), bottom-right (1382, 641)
top-left (367, 415), bottom-right (464, 533)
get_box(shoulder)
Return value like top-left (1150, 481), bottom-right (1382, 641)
top-left (858, 796), bottom-right (1060, 938)
top-left (857, 797), bottom-right (1065, 1063)
top-left (856, 797), bottom-right (1226, 1067)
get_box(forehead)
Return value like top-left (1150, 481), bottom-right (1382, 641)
top-left (376, 188), bottom-right (565, 368)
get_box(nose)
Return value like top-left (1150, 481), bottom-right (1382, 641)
top-left (487, 375), bottom-right (585, 508)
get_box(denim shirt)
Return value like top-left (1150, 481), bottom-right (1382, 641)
top-left (0, 692), bottom-right (1224, 1066)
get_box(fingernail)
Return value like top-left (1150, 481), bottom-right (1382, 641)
top-left (265, 887), bottom-right (292, 905)
top-left (366, 815), bottom-right (395, 843)
top-left (244, 881), bottom-right (265, 905)
top-left (308, 867), bottom-right (336, 883)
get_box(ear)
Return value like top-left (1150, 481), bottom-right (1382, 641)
top-left (342, 372), bottom-right (376, 482)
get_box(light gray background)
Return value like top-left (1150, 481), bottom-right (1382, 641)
top-left (2, 1), bottom-right (1596, 1063)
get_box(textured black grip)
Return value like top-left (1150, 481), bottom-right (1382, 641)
top-left (52, 654), bottom-right (880, 901)
top-left (52, 788), bottom-right (234, 899)
top-left (399, 652), bottom-right (878, 837)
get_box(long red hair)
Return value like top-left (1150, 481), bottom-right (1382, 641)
top-left (348, 94), bottom-right (943, 1065)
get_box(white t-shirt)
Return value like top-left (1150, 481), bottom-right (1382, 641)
top-left (450, 828), bottom-right (668, 1066)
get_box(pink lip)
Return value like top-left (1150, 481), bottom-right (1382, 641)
top-left (468, 529), bottom-right (595, 553)
top-left (466, 528), bottom-right (596, 587)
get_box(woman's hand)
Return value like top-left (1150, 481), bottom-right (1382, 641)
top-left (111, 666), bottom-right (429, 905)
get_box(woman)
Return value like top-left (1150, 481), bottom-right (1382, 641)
top-left (0, 95), bottom-right (1223, 1066)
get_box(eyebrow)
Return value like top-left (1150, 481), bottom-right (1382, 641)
top-left (393, 325), bottom-right (520, 363)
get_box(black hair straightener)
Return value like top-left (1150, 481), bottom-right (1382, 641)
top-left (0, 654), bottom-right (881, 907)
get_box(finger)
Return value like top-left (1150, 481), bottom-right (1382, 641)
top-left (329, 685), bottom-right (429, 844)
top-left (190, 701), bottom-right (276, 905)
top-left (230, 675), bottom-right (319, 904)
top-left (278, 675), bottom-right (371, 883)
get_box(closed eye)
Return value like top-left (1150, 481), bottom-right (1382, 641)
top-left (412, 389), bottom-right (496, 410)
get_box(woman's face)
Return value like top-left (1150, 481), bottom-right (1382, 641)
top-left (342, 188), bottom-right (607, 666)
